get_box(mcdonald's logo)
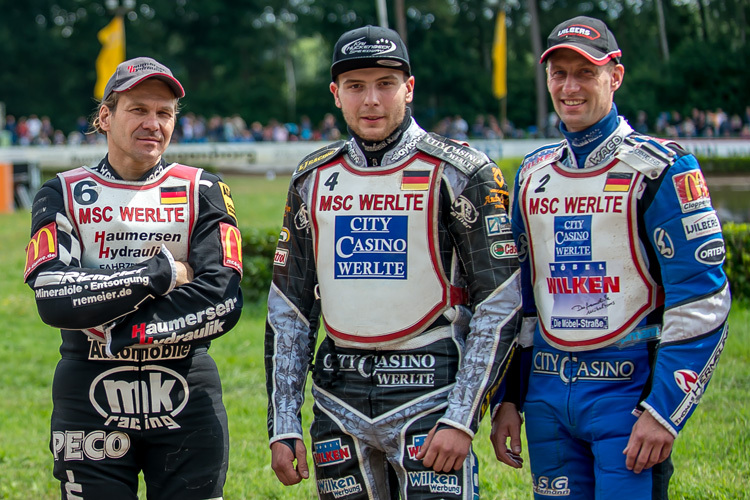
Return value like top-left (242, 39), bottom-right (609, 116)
top-left (673, 169), bottom-right (712, 213)
top-left (220, 222), bottom-right (243, 276)
top-left (24, 222), bottom-right (58, 280)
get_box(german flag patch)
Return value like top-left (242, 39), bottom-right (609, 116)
top-left (160, 186), bottom-right (188, 204)
top-left (603, 172), bottom-right (633, 192)
top-left (401, 170), bottom-right (430, 191)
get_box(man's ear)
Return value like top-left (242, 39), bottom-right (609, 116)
top-left (99, 105), bottom-right (112, 132)
top-left (404, 75), bottom-right (415, 104)
top-left (330, 82), bottom-right (342, 109)
top-left (611, 64), bottom-right (625, 92)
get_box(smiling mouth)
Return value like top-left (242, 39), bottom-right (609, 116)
top-left (562, 99), bottom-right (585, 106)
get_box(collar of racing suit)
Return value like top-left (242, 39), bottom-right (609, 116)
top-left (560, 103), bottom-right (620, 169)
top-left (93, 155), bottom-right (169, 182)
top-left (345, 110), bottom-right (427, 168)
top-left (348, 107), bottom-right (413, 167)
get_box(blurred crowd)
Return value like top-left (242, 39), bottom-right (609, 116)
top-left (3, 106), bottom-right (750, 147)
top-left (0, 112), bottom-right (345, 147)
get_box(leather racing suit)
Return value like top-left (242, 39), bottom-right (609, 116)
top-left (24, 157), bottom-right (243, 500)
top-left (501, 110), bottom-right (731, 499)
top-left (265, 118), bottom-right (523, 499)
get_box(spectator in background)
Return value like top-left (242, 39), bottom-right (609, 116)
top-left (448, 114), bottom-right (469, 140)
top-left (299, 115), bottom-right (313, 140)
top-left (634, 110), bottom-right (649, 134)
top-left (320, 112), bottom-right (340, 140)
top-left (4, 114), bottom-right (17, 144)
top-left (26, 114), bottom-right (42, 142)
top-left (207, 114), bottom-right (224, 142)
top-left (250, 121), bottom-right (264, 141)
top-left (471, 114), bottom-right (487, 138)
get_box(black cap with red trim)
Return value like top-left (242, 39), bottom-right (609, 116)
top-left (540, 16), bottom-right (622, 66)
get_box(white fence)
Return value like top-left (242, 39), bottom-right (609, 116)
top-left (2, 137), bottom-right (749, 175)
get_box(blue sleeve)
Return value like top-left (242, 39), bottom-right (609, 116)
top-left (640, 152), bottom-right (731, 436)
top-left (511, 168), bottom-right (537, 322)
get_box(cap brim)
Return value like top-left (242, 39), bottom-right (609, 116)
top-left (540, 44), bottom-right (621, 66)
top-left (331, 58), bottom-right (410, 81)
top-left (113, 73), bottom-right (185, 98)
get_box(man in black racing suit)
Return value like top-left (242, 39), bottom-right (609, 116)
top-left (265, 26), bottom-right (522, 499)
top-left (23, 57), bottom-right (243, 500)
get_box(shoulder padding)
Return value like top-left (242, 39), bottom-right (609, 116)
top-left (616, 135), bottom-right (679, 179)
top-left (517, 141), bottom-right (565, 185)
top-left (292, 141), bottom-right (347, 181)
top-left (416, 133), bottom-right (491, 176)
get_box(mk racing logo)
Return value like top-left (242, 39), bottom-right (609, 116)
top-left (24, 222), bottom-right (58, 280)
top-left (220, 222), bottom-right (243, 276)
top-left (407, 435), bottom-right (426, 460)
top-left (89, 365), bottom-right (189, 430)
top-left (673, 169), bottom-right (711, 213)
top-left (314, 438), bottom-right (351, 467)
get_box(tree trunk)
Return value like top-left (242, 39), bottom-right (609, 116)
top-left (395, 0), bottom-right (407, 44)
top-left (528, 0), bottom-right (547, 137)
top-left (655, 0), bottom-right (670, 62)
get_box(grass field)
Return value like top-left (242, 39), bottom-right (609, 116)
top-left (1, 173), bottom-right (748, 499)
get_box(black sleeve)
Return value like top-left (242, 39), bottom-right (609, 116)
top-left (25, 178), bottom-right (174, 330)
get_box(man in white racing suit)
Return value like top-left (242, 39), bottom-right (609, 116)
top-left (265, 26), bottom-right (522, 499)
top-left (24, 57), bottom-right (243, 500)
top-left (489, 16), bottom-right (731, 500)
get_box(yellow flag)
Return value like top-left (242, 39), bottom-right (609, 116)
top-left (94, 16), bottom-right (125, 99)
top-left (492, 11), bottom-right (507, 99)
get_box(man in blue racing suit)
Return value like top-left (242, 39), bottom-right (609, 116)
top-left (265, 25), bottom-right (522, 499)
top-left (490, 16), bottom-right (731, 500)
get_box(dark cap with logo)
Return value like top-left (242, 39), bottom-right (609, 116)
top-left (331, 25), bottom-right (411, 81)
top-left (540, 16), bottom-right (622, 65)
top-left (103, 56), bottom-right (185, 100)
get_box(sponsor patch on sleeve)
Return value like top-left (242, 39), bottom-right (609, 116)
top-left (490, 240), bottom-right (518, 259)
top-left (219, 222), bottom-right (243, 276)
top-left (672, 169), bottom-right (712, 213)
top-left (218, 182), bottom-right (237, 223)
top-left (274, 248), bottom-right (289, 267)
top-left (24, 221), bottom-right (58, 280)
top-left (681, 210), bottom-right (722, 240)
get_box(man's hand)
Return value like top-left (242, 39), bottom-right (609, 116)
top-left (490, 403), bottom-right (524, 469)
top-left (416, 425), bottom-right (472, 472)
top-left (271, 439), bottom-right (310, 485)
top-left (623, 410), bottom-right (674, 474)
top-left (175, 261), bottom-right (194, 286)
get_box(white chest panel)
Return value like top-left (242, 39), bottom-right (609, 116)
top-left (311, 153), bottom-right (451, 347)
top-left (519, 160), bottom-right (658, 350)
top-left (60, 165), bottom-right (200, 269)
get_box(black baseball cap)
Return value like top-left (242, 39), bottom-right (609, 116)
top-left (331, 25), bottom-right (411, 81)
top-left (103, 56), bottom-right (185, 100)
top-left (540, 16), bottom-right (622, 65)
